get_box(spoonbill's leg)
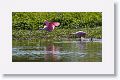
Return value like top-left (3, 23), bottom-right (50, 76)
top-left (79, 36), bottom-right (82, 41)
top-left (90, 37), bottom-right (93, 42)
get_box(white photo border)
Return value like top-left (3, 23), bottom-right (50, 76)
top-left (0, 0), bottom-right (114, 74)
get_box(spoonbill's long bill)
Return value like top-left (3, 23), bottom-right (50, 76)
top-left (72, 31), bottom-right (86, 41)
top-left (39, 21), bottom-right (60, 32)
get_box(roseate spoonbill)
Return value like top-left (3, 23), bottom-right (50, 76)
top-left (72, 31), bottom-right (86, 41)
top-left (39, 21), bottom-right (60, 32)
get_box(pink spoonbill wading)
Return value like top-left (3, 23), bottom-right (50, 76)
top-left (39, 20), bottom-right (60, 32)
top-left (72, 31), bottom-right (87, 41)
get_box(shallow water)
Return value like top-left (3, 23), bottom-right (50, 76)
top-left (12, 39), bottom-right (102, 62)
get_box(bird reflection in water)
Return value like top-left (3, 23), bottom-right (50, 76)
top-left (78, 42), bottom-right (86, 50)
top-left (44, 44), bottom-right (60, 62)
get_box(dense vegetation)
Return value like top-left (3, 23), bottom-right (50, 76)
top-left (12, 12), bottom-right (102, 30)
top-left (12, 12), bottom-right (102, 40)
top-left (12, 28), bottom-right (102, 40)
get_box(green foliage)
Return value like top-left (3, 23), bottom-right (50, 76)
top-left (12, 12), bottom-right (102, 30)
top-left (12, 27), bottom-right (102, 40)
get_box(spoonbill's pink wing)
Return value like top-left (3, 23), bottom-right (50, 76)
top-left (44, 21), bottom-right (49, 26)
top-left (45, 23), bottom-right (55, 32)
top-left (50, 22), bottom-right (60, 27)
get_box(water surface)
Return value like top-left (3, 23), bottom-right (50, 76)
top-left (12, 39), bottom-right (102, 62)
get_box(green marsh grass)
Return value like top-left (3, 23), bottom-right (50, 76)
top-left (12, 27), bottom-right (102, 40)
